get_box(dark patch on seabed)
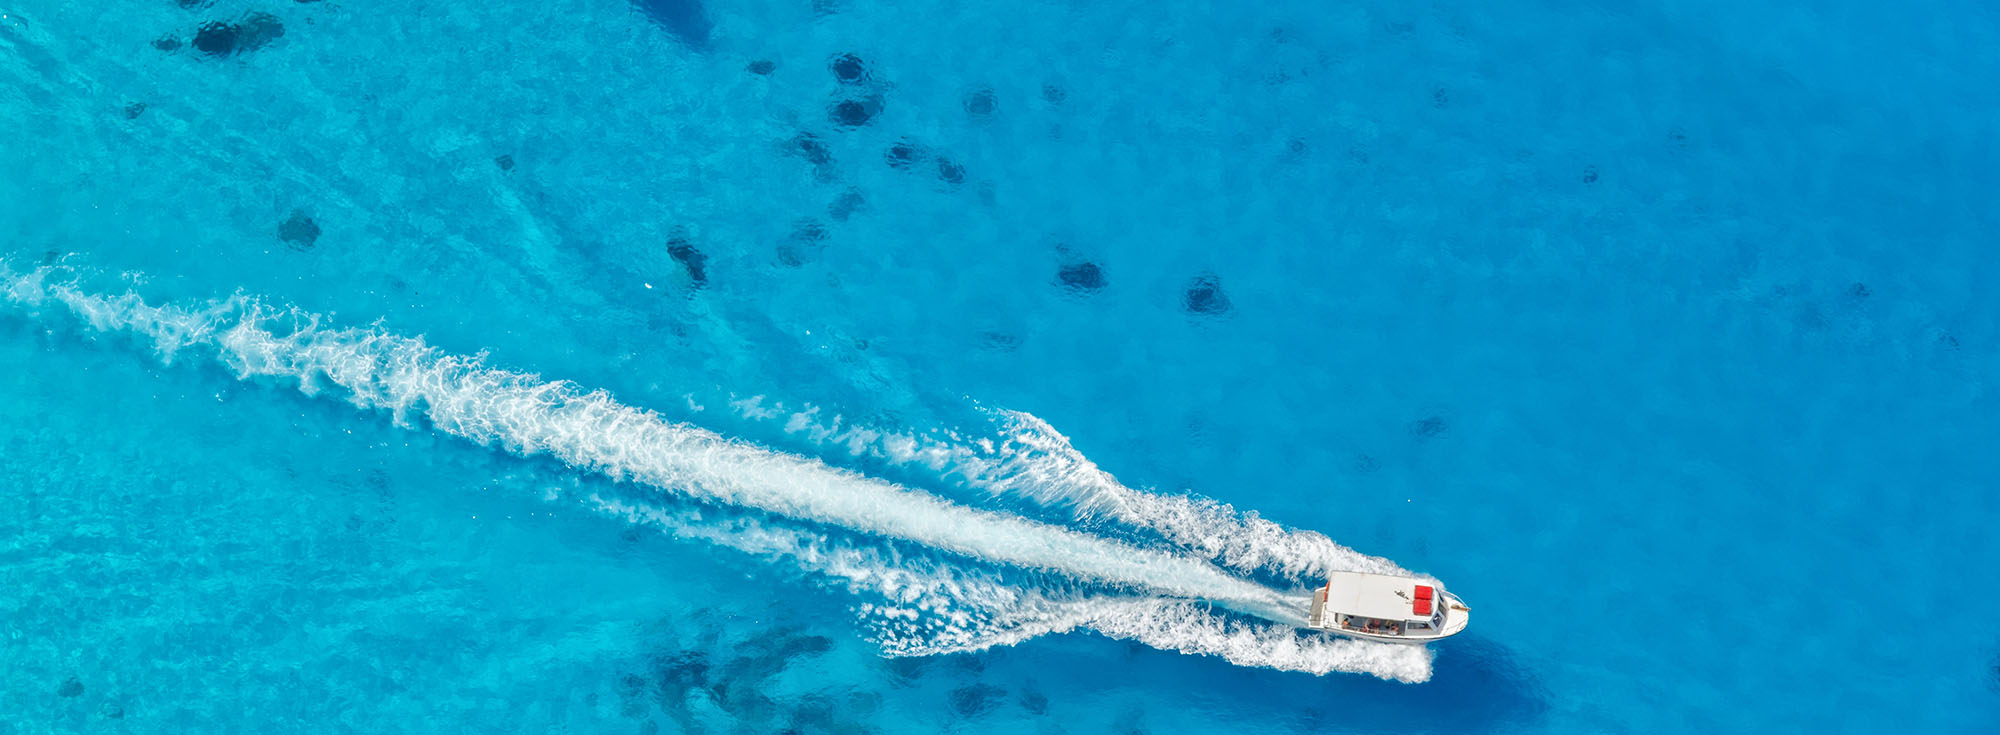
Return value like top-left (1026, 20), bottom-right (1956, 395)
top-left (278, 209), bottom-right (320, 249)
top-left (1113, 708), bottom-right (1148, 735)
top-left (829, 53), bottom-right (870, 84)
top-left (1183, 273), bottom-right (1230, 315)
top-left (884, 139), bottom-right (927, 169)
top-left (788, 132), bottom-right (832, 167)
top-left (1057, 261), bottom-right (1106, 293)
top-left (666, 235), bottom-right (707, 286)
top-left (827, 188), bottom-right (864, 221)
top-left (879, 655), bottom-right (930, 685)
top-left (635, 626), bottom-right (842, 731)
top-left (776, 220), bottom-right (828, 266)
top-left (191, 12), bottom-right (286, 57)
top-left (1408, 415), bottom-right (1448, 439)
top-left (830, 97), bottom-right (882, 128)
top-left (963, 86), bottom-right (997, 118)
top-left (1042, 83), bottom-right (1066, 106)
top-left (632, 0), bottom-right (712, 49)
top-left (979, 331), bottom-right (1021, 352)
top-left (1018, 684), bottom-right (1049, 715)
top-left (936, 156), bottom-right (966, 184)
top-left (949, 683), bottom-right (1007, 717)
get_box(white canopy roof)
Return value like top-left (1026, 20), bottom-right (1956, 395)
top-left (1323, 571), bottom-right (1434, 621)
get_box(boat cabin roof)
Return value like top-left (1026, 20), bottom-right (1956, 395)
top-left (1323, 571), bottom-right (1437, 622)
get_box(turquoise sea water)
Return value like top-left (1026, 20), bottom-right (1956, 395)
top-left (3, 0), bottom-right (1998, 732)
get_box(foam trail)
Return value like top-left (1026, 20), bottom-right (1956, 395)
top-left (580, 491), bottom-right (1433, 682)
top-left (734, 400), bottom-right (1410, 584)
top-left (976, 411), bottom-right (1416, 581)
top-left (1038, 598), bottom-right (1434, 681)
top-left (5, 264), bottom-right (1441, 681)
top-left (580, 492), bottom-right (1067, 653)
top-left (0, 266), bottom-right (1295, 624)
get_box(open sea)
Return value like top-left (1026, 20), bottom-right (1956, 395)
top-left (3, 1), bottom-right (1997, 732)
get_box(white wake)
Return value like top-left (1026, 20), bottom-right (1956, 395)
top-left (732, 399), bottom-right (1414, 584)
top-left (1, 264), bottom-right (1435, 682)
top-left (584, 492), bottom-right (1431, 682)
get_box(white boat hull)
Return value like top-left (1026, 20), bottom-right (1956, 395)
top-left (1306, 573), bottom-right (1470, 644)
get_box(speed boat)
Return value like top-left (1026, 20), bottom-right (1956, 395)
top-left (1306, 571), bottom-right (1470, 643)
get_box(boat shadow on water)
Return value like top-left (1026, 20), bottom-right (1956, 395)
top-left (1056, 632), bottom-right (1549, 734)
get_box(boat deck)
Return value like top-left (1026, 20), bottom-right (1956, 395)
top-left (1303, 572), bottom-right (1469, 643)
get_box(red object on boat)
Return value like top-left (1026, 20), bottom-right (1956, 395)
top-left (1414, 585), bottom-right (1434, 600)
top-left (1413, 597), bottom-right (1432, 615)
